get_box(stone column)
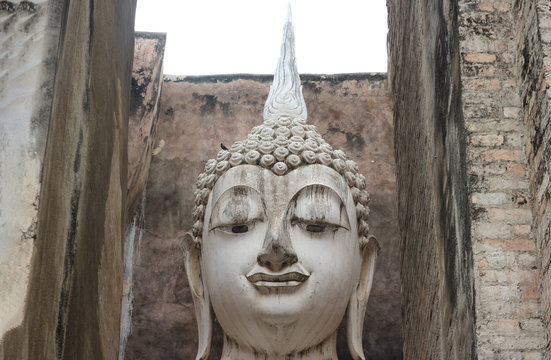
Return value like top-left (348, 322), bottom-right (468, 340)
top-left (0, 0), bottom-right (65, 339)
top-left (0, 0), bottom-right (137, 358)
top-left (388, 0), bottom-right (477, 358)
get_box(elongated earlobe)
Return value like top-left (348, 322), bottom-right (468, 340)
top-left (346, 236), bottom-right (379, 360)
top-left (183, 233), bottom-right (212, 360)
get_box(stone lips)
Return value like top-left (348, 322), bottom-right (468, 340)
top-left (191, 114), bottom-right (371, 245)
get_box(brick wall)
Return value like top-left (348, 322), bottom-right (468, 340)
top-left (389, 0), bottom-right (551, 358)
top-left (515, 0), bottom-right (551, 356)
top-left (460, 0), bottom-right (547, 357)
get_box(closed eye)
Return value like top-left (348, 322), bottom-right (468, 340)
top-left (306, 224), bottom-right (325, 233)
top-left (291, 217), bottom-right (341, 234)
top-left (231, 225), bottom-right (249, 233)
top-left (211, 219), bottom-right (260, 235)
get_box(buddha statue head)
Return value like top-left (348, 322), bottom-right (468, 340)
top-left (183, 8), bottom-right (379, 360)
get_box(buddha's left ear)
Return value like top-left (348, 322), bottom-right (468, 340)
top-left (346, 236), bottom-right (379, 360)
top-left (183, 233), bottom-right (213, 360)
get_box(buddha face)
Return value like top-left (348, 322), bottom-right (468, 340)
top-left (200, 164), bottom-right (362, 354)
top-left (183, 10), bottom-right (378, 358)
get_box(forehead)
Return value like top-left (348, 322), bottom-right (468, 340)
top-left (207, 164), bottom-right (354, 214)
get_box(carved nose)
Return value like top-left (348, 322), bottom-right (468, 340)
top-left (257, 233), bottom-right (298, 272)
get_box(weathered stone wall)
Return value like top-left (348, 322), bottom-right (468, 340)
top-left (127, 32), bottom-right (166, 221)
top-left (389, 0), bottom-right (551, 358)
top-left (388, 0), bottom-right (476, 358)
top-left (515, 0), bottom-right (551, 356)
top-left (124, 74), bottom-right (402, 359)
top-left (119, 32), bottom-right (166, 359)
top-left (0, 0), bottom-right (64, 337)
top-left (0, 0), bottom-right (137, 358)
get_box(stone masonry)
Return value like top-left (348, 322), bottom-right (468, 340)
top-left (515, 0), bottom-right (551, 356)
top-left (389, 0), bottom-right (551, 358)
top-left (460, 1), bottom-right (547, 358)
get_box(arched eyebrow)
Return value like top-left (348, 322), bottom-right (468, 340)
top-left (287, 185), bottom-right (351, 230)
top-left (208, 186), bottom-right (266, 230)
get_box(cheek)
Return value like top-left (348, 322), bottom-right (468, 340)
top-left (201, 224), bottom-right (267, 288)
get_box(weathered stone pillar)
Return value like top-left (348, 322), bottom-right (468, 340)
top-left (388, 0), bottom-right (476, 358)
top-left (0, 0), bottom-right (64, 338)
top-left (0, 0), bottom-right (136, 358)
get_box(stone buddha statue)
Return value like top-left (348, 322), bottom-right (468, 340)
top-left (183, 8), bottom-right (378, 360)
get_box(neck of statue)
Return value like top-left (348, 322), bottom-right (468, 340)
top-left (220, 332), bottom-right (338, 360)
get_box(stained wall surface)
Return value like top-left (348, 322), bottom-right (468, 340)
top-left (124, 74), bottom-right (402, 359)
top-left (0, 0), bottom-right (64, 337)
top-left (119, 32), bottom-right (166, 359)
top-left (127, 32), bottom-right (166, 221)
top-left (0, 0), bottom-right (137, 358)
top-left (388, 0), bottom-right (476, 358)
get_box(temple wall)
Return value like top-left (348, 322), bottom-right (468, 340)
top-left (460, 0), bottom-right (546, 357)
top-left (0, 0), bottom-right (137, 358)
top-left (119, 32), bottom-right (165, 359)
top-left (127, 32), bottom-right (166, 222)
top-left (123, 74), bottom-right (402, 359)
top-left (389, 0), bottom-right (551, 358)
top-left (515, 0), bottom-right (551, 356)
top-left (388, 0), bottom-right (476, 358)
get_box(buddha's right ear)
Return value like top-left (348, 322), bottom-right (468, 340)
top-left (183, 232), bottom-right (212, 360)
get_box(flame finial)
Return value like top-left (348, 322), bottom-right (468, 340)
top-left (263, 3), bottom-right (307, 121)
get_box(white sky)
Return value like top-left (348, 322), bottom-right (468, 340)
top-left (135, 0), bottom-right (388, 76)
